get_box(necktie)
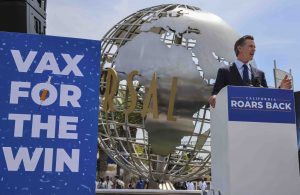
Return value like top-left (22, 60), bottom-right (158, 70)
top-left (243, 64), bottom-right (250, 84)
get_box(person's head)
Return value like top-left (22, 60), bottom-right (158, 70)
top-left (234, 35), bottom-right (256, 63)
top-left (106, 176), bottom-right (110, 181)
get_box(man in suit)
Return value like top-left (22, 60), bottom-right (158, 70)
top-left (208, 35), bottom-right (291, 108)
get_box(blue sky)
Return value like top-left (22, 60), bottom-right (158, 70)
top-left (47, 0), bottom-right (300, 91)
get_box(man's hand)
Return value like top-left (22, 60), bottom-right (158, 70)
top-left (279, 75), bottom-right (292, 89)
top-left (208, 95), bottom-right (217, 108)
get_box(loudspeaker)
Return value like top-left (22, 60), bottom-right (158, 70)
top-left (0, 0), bottom-right (27, 33)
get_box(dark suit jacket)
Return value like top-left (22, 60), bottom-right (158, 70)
top-left (212, 63), bottom-right (268, 95)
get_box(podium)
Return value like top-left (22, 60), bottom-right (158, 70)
top-left (211, 86), bottom-right (300, 195)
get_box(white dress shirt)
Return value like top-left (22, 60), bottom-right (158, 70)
top-left (234, 59), bottom-right (252, 80)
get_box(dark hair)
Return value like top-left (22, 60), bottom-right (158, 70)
top-left (234, 35), bottom-right (254, 56)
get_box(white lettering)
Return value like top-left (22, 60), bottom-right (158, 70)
top-left (60, 85), bottom-right (81, 107)
top-left (273, 102), bottom-right (279, 109)
top-left (251, 101), bottom-right (257, 108)
top-left (285, 103), bottom-right (291, 110)
top-left (10, 81), bottom-right (30, 104)
top-left (266, 102), bottom-right (272, 109)
top-left (258, 102), bottom-right (263, 109)
top-left (11, 50), bottom-right (37, 72)
top-left (231, 100), bottom-right (237, 107)
top-left (244, 101), bottom-right (251, 108)
top-left (279, 103), bottom-right (285, 109)
top-left (44, 148), bottom-right (53, 172)
top-left (35, 52), bottom-right (61, 74)
top-left (2, 147), bottom-right (80, 172)
top-left (10, 81), bottom-right (81, 107)
top-left (61, 54), bottom-right (84, 76)
top-left (3, 147), bottom-right (43, 171)
top-left (7, 114), bottom-right (80, 139)
top-left (31, 115), bottom-right (56, 138)
top-left (58, 116), bottom-right (78, 139)
top-left (237, 101), bottom-right (244, 107)
top-left (8, 113), bottom-right (31, 137)
top-left (11, 50), bottom-right (84, 76)
top-left (56, 149), bottom-right (79, 172)
top-left (31, 82), bottom-right (58, 106)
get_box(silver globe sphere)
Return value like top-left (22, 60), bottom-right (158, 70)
top-left (99, 4), bottom-right (239, 184)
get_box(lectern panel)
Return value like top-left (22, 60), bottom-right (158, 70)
top-left (228, 86), bottom-right (295, 124)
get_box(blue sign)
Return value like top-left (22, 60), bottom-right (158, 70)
top-left (0, 32), bottom-right (100, 195)
top-left (228, 86), bottom-right (295, 124)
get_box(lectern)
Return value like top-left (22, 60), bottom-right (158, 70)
top-left (211, 86), bottom-right (300, 195)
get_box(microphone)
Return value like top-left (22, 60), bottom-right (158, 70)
top-left (245, 80), bottom-right (252, 86)
top-left (252, 77), bottom-right (262, 87)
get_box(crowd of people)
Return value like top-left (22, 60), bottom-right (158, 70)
top-left (96, 176), bottom-right (149, 189)
top-left (173, 178), bottom-right (208, 194)
top-left (96, 175), bottom-right (208, 194)
top-left (96, 175), bottom-right (124, 189)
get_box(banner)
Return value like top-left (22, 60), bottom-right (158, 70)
top-left (0, 32), bottom-right (100, 195)
top-left (227, 86), bottom-right (295, 124)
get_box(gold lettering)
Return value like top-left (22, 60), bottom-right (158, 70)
top-left (103, 68), bottom-right (119, 112)
top-left (167, 77), bottom-right (178, 121)
top-left (124, 70), bottom-right (139, 115)
top-left (142, 73), bottom-right (158, 118)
